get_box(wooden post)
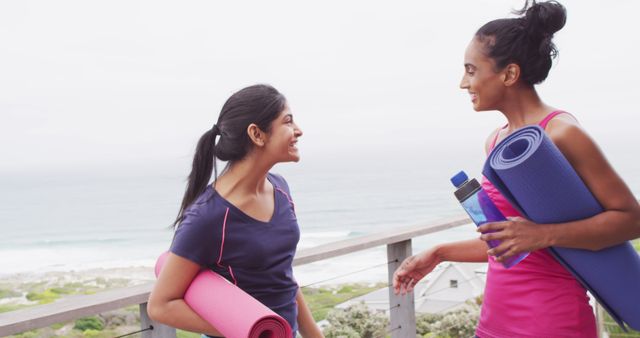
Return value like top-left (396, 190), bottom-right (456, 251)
top-left (139, 303), bottom-right (177, 338)
top-left (387, 240), bottom-right (417, 338)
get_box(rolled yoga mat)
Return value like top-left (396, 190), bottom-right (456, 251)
top-left (154, 252), bottom-right (293, 338)
top-left (482, 125), bottom-right (640, 331)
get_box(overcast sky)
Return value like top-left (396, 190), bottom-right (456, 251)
top-left (1, 0), bottom-right (638, 175)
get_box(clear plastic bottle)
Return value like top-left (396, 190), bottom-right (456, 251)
top-left (451, 170), bottom-right (528, 268)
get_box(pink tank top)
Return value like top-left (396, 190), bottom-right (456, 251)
top-left (475, 111), bottom-right (597, 338)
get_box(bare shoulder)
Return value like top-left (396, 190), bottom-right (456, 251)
top-left (544, 113), bottom-right (608, 177)
top-left (544, 113), bottom-right (595, 151)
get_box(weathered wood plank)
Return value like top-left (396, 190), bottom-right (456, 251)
top-left (0, 283), bottom-right (152, 337)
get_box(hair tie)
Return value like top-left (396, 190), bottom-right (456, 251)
top-left (211, 124), bottom-right (220, 135)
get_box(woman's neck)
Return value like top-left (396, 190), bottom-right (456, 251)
top-left (499, 86), bottom-right (555, 132)
top-left (215, 154), bottom-right (273, 198)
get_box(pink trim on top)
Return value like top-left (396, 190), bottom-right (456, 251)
top-left (216, 207), bottom-right (230, 268)
top-left (228, 266), bottom-right (238, 285)
top-left (489, 124), bottom-right (508, 150)
top-left (216, 207), bottom-right (238, 285)
top-left (539, 110), bottom-right (573, 129)
top-left (275, 187), bottom-right (296, 213)
top-left (489, 111), bottom-right (573, 151)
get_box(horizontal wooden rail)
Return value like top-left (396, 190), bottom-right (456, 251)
top-left (293, 215), bottom-right (469, 265)
top-left (0, 284), bottom-right (152, 336)
top-left (0, 215), bottom-right (470, 336)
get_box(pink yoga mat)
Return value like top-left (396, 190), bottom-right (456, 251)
top-left (154, 252), bottom-right (292, 338)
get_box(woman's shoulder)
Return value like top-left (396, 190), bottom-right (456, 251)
top-left (268, 172), bottom-right (290, 190)
top-left (544, 112), bottom-right (602, 164)
top-left (180, 187), bottom-right (227, 226)
top-left (544, 112), bottom-right (586, 145)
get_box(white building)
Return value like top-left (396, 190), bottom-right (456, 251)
top-left (335, 262), bottom-right (487, 314)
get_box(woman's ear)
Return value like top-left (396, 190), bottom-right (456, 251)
top-left (247, 123), bottom-right (266, 147)
top-left (502, 63), bottom-right (521, 86)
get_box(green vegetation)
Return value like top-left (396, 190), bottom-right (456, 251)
top-left (9, 330), bottom-right (40, 338)
top-left (322, 298), bottom-right (481, 338)
top-left (416, 301), bottom-right (480, 338)
top-left (25, 289), bottom-right (61, 304)
top-left (604, 312), bottom-right (640, 338)
top-left (178, 330), bottom-right (202, 338)
top-left (633, 239), bottom-right (640, 252)
top-left (0, 288), bottom-right (21, 299)
top-left (0, 304), bottom-right (28, 313)
top-left (323, 302), bottom-right (388, 338)
top-left (73, 316), bottom-right (105, 331)
top-left (301, 283), bottom-right (386, 321)
top-left (4, 274), bottom-right (144, 338)
top-left (82, 329), bottom-right (103, 337)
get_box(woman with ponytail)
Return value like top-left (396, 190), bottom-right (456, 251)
top-left (148, 84), bottom-right (323, 338)
top-left (394, 1), bottom-right (640, 337)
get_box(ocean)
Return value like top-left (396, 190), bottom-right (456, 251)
top-left (1, 148), bottom-right (638, 286)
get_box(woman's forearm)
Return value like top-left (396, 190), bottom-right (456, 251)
top-left (545, 208), bottom-right (640, 251)
top-left (295, 288), bottom-right (323, 338)
top-left (436, 238), bottom-right (489, 262)
top-left (148, 297), bottom-right (222, 337)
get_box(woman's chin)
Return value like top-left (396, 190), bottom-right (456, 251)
top-left (286, 152), bottom-right (301, 163)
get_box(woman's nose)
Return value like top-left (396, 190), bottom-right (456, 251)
top-left (459, 75), bottom-right (468, 89)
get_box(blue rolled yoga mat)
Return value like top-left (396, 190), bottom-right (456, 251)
top-left (482, 125), bottom-right (640, 331)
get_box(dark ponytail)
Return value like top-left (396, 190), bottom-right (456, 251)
top-left (475, 0), bottom-right (567, 85)
top-left (172, 128), bottom-right (218, 228)
top-left (173, 84), bottom-right (286, 228)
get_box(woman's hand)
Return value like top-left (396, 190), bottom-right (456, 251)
top-left (393, 247), bottom-right (441, 295)
top-left (477, 217), bottom-right (553, 262)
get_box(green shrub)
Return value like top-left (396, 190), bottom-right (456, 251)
top-left (50, 286), bottom-right (74, 295)
top-left (323, 302), bottom-right (389, 338)
top-left (25, 289), bottom-right (59, 304)
top-left (417, 301), bottom-right (480, 338)
top-left (74, 316), bottom-right (105, 331)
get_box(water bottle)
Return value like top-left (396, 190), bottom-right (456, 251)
top-left (451, 170), bottom-right (528, 268)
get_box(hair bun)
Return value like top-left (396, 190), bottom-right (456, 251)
top-left (520, 1), bottom-right (566, 38)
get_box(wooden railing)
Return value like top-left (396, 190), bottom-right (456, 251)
top-left (0, 214), bottom-right (618, 337)
top-left (0, 215), bottom-right (469, 337)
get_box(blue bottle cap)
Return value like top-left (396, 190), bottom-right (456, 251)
top-left (450, 171), bottom-right (468, 188)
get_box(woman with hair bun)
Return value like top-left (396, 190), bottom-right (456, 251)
top-left (394, 1), bottom-right (640, 337)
